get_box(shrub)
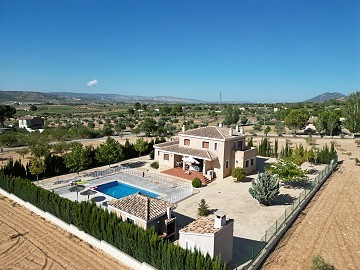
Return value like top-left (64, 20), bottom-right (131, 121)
top-left (265, 159), bottom-right (307, 182)
top-left (149, 150), bottom-right (154, 160)
top-left (198, 199), bottom-right (210, 216)
top-left (311, 255), bottom-right (334, 270)
top-left (355, 139), bottom-right (360, 147)
top-left (249, 172), bottom-right (279, 206)
top-left (231, 167), bottom-right (246, 182)
top-left (192, 177), bottom-right (202, 188)
top-left (150, 161), bottom-right (159, 169)
top-left (355, 158), bottom-right (360, 166)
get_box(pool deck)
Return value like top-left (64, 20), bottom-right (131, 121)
top-left (52, 165), bottom-right (193, 205)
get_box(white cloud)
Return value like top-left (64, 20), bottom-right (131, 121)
top-left (86, 79), bottom-right (98, 87)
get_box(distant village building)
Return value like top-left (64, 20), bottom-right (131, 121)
top-left (18, 116), bottom-right (44, 132)
top-left (179, 212), bottom-right (234, 264)
top-left (154, 125), bottom-right (257, 180)
top-left (108, 193), bottom-right (177, 240)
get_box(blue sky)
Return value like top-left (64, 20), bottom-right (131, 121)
top-left (0, 0), bottom-right (359, 102)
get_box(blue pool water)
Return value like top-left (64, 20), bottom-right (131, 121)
top-left (96, 181), bottom-right (160, 199)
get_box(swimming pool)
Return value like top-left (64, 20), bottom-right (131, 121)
top-left (95, 181), bottom-right (160, 199)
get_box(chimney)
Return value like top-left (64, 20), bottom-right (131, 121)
top-left (167, 207), bottom-right (172, 219)
top-left (240, 126), bottom-right (244, 135)
top-left (182, 125), bottom-right (186, 133)
top-left (228, 128), bottom-right (233, 136)
top-left (214, 211), bottom-right (226, 228)
top-left (218, 122), bottom-right (223, 128)
top-left (235, 124), bottom-right (239, 132)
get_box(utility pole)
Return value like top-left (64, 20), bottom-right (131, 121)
top-left (219, 90), bottom-right (222, 104)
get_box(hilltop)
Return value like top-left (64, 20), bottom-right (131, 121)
top-left (304, 92), bottom-right (347, 103)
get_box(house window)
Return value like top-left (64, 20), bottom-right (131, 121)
top-left (184, 139), bottom-right (190, 146)
top-left (127, 217), bottom-right (134, 224)
top-left (233, 141), bottom-right (237, 149)
top-left (202, 141), bottom-right (209, 148)
top-left (226, 160), bottom-right (229, 169)
top-left (245, 160), bottom-right (249, 167)
top-left (164, 154), bottom-right (169, 160)
top-left (251, 158), bottom-right (255, 166)
top-left (214, 143), bottom-right (217, 150)
top-left (238, 140), bottom-right (243, 150)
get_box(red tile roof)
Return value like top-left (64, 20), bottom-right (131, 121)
top-left (108, 193), bottom-right (176, 221)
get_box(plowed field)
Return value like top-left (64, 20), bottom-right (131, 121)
top-left (262, 142), bottom-right (360, 270)
top-left (0, 195), bottom-right (129, 270)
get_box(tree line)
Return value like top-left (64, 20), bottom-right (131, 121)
top-left (3, 137), bottom-right (165, 182)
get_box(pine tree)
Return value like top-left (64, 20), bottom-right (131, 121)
top-left (198, 199), bottom-right (210, 216)
top-left (249, 172), bottom-right (279, 206)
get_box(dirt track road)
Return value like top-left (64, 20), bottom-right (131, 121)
top-left (262, 144), bottom-right (360, 270)
top-left (0, 195), bottom-right (129, 270)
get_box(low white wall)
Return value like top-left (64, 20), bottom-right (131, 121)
top-left (0, 188), bottom-right (156, 270)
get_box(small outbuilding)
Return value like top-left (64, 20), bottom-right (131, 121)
top-left (179, 211), bottom-right (234, 264)
top-left (108, 193), bottom-right (177, 240)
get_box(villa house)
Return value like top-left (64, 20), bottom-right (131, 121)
top-left (18, 116), bottom-right (44, 131)
top-left (154, 125), bottom-right (257, 180)
top-left (108, 193), bottom-right (177, 240)
top-left (179, 212), bottom-right (234, 264)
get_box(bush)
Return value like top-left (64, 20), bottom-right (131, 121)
top-left (231, 167), bottom-right (246, 182)
top-left (249, 172), bottom-right (279, 205)
top-left (192, 177), bottom-right (202, 188)
top-left (311, 255), bottom-right (334, 270)
top-left (150, 161), bottom-right (159, 169)
top-left (265, 158), bottom-right (307, 182)
top-left (355, 139), bottom-right (360, 147)
top-left (355, 158), bottom-right (360, 166)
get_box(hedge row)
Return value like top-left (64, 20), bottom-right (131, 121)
top-left (0, 173), bottom-right (226, 270)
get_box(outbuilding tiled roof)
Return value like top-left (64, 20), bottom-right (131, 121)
top-left (180, 216), bottom-right (233, 235)
top-left (155, 141), bottom-right (217, 160)
top-left (108, 193), bottom-right (176, 221)
top-left (180, 126), bottom-right (244, 139)
top-left (180, 217), bottom-right (221, 234)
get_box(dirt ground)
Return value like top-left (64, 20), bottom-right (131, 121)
top-left (261, 140), bottom-right (360, 270)
top-left (0, 195), bottom-right (129, 270)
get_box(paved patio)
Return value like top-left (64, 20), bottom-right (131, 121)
top-left (161, 167), bottom-right (209, 184)
top-left (175, 159), bottom-right (327, 268)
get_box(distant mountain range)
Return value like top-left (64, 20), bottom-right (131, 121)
top-left (52, 92), bottom-right (201, 104)
top-left (0, 90), bottom-right (201, 104)
top-left (0, 91), bottom-right (76, 103)
top-left (0, 90), bottom-right (349, 104)
top-left (304, 92), bottom-right (347, 103)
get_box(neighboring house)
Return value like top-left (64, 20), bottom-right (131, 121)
top-left (179, 211), bottom-right (234, 264)
top-left (18, 116), bottom-right (44, 132)
top-left (154, 125), bottom-right (257, 179)
top-left (108, 193), bottom-right (177, 240)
